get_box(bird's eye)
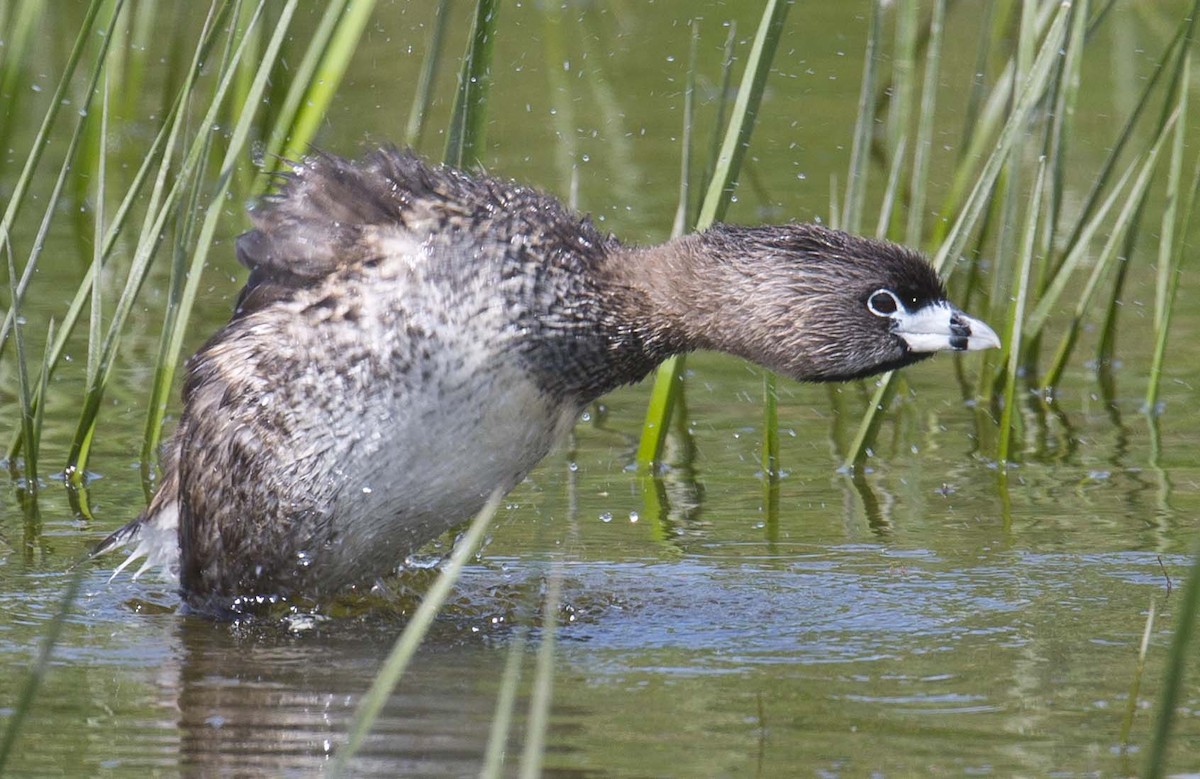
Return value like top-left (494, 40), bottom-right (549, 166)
top-left (867, 289), bottom-right (901, 317)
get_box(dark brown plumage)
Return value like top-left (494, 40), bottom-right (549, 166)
top-left (97, 148), bottom-right (998, 615)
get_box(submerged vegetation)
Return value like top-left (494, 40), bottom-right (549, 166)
top-left (1, 0), bottom-right (1198, 774)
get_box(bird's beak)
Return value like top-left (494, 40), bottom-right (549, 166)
top-left (893, 301), bottom-right (1001, 353)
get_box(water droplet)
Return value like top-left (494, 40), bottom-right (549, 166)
top-left (628, 511), bottom-right (639, 523)
top-left (599, 512), bottom-right (613, 523)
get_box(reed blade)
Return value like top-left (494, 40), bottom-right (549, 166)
top-left (905, 0), bottom-right (946, 248)
top-left (0, 0), bottom-right (112, 254)
top-left (996, 158), bottom-right (1046, 465)
top-left (843, 0), bottom-right (1073, 469)
top-left (0, 567), bottom-right (85, 773)
top-left (331, 490), bottom-right (505, 775)
top-left (518, 563), bottom-right (563, 779)
top-left (137, 0), bottom-right (301, 482)
top-left (639, 0), bottom-right (793, 469)
top-left (842, 0), bottom-right (883, 234)
top-left (404, 0), bottom-right (450, 148)
top-left (635, 21), bottom-right (700, 470)
top-left (66, 0), bottom-right (282, 481)
top-left (1039, 111), bottom-right (1175, 392)
top-left (270, 0), bottom-right (376, 186)
top-left (5, 0), bottom-right (234, 463)
top-left (1144, 544), bottom-right (1200, 778)
top-left (444, 0), bottom-right (499, 169)
top-left (1145, 129), bottom-right (1200, 413)
top-left (480, 627), bottom-right (528, 778)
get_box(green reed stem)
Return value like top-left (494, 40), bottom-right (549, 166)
top-left (404, 0), bottom-right (450, 148)
top-left (67, 0), bottom-right (278, 482)
top-left (1145, 544), bottom-right (1200, 778)
top-left (1119, 598), bottom-right (1155, 753)
top-left (6, 240), bottom-right (36, 483)
top-left (519, 563), bottom-right (563, 779)
top-left (542, 0), bottom-right (576, 194)
top-left (905, 0), bottom-right (945, 248)
top-left (700, 23), bottom-right (738, 203)
top-left (138, 0), bottom-right (299, 479)
top-left (480, 627), bottom-right (528, 778)
top-left (842, 0), bottom-right (882, 234)
top-left (251, 1), bottom-right (341, 191)
top-left (996, 158), bottom-right (1045, 465)
top-left (5, 0), bottom-right (233, 463)
top-left (0, 566), bottom-right (85, 773)
top-left (445, 0), bottom-right (499, 169)
top-left (762, 371), bottom-right (779, 477)
top-left (1039, 112), bottom-right (1175, 392)
top-left (696, 0), bottom-right (790, 228)
top-left (0, 0), bottom-right (110, 256)
top-left (1146, 144), bottom-right (1200, 414)
top-left (274, 0), bottom-right (376, 177)
top-left (843, 0), bottom-right (1072, 469)
top-left (0, 0), bottom-right (45, 168)
top-left (332, 489), bottom-right (505, 776)
top-left (635, 22), bottom-right (701, 469)
top-left (876, 134), bottom-right (907, 240)
top-left (638, 0), bottom-right (792, 470)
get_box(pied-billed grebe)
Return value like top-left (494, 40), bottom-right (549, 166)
top-left (97, 148), bottom-right (999, 612)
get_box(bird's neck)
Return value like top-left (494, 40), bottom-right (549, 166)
top-left (603, 233), bottom-right (772, 362)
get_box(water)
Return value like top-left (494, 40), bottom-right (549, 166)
top-left (2, 1), bottom-right (1200, 775)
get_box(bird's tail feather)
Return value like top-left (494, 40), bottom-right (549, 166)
top-left (92, 501), bottom-right (181, 585)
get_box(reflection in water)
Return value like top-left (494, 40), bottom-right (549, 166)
top-left (172, 618), bottom-right (503, 776)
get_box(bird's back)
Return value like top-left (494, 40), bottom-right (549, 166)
top-left (104, 150), bottom-right (622, 610)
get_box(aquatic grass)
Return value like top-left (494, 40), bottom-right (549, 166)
top-left (0, 0), bottom-right (109, 260)
top-left (0, 0), bottom-right (44, 168)
top-left (5, 0), bottom-right (236, 465)
top-left (444, 0), bottom-right (499, 169)
top-left (904, 0), bottom-right (944, 247)
top-left (140, 118), bottom-right (213, 497)
top-left (672, 22), bottom-right (700, 240)
top-left (634, 22), bottom-right (701, 471)
top-left (542, 0), bottom-right (577, 194)
top-left (1037, 0), bottom-right (1088, 265)
top-left (698, 24), bottom-right (739, 209)
top-left (1055, 6), bottom-right (1196, 268)
top-left (331, 489), bottom-right (505, 776)
top-left (995, 158), bottom-right (1045, 466)
top-left (255, 0), bottom-right (376, 194)
top-left (883, 0), bottom-right (918, 175)
top-left (1145, 137), bottom-right (1200, 414)
top-left (66, 0), bottom-right (291, 482)
top-left (119, 0), bottom-right (158, 118)
top-left (841, 0), bottom-right (882, 235)
top-left (637, 0), bottom-right (793, 470)
top-left (6, 238), bottom-right (37, 486)
top-left (1119, 598), bottom-right (1156, 754)
top-left (403, 0), bottom-right (450, 148)
top-left (1038, 111), bottom-right (1175, 392)
top-left (875, 135), bottom-right (907, 241)
top-left (480, 626), bottom-right (529, 778)
top-left (842, 0), bottom-right (1072, 469)
top-left (140, 0), bottom-right (297, 479)
top-left (2, 0), bottom-right (125, 470)
top-left (83, 74), bottom-right (110, 464)
top-left (518, 563), bottom-right (562, 779)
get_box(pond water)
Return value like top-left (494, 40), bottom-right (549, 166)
top-left (2, 1), bottom-right (1200, 776)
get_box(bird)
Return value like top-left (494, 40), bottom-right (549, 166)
top-left (95, 148), bottom-right (1000, 615)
